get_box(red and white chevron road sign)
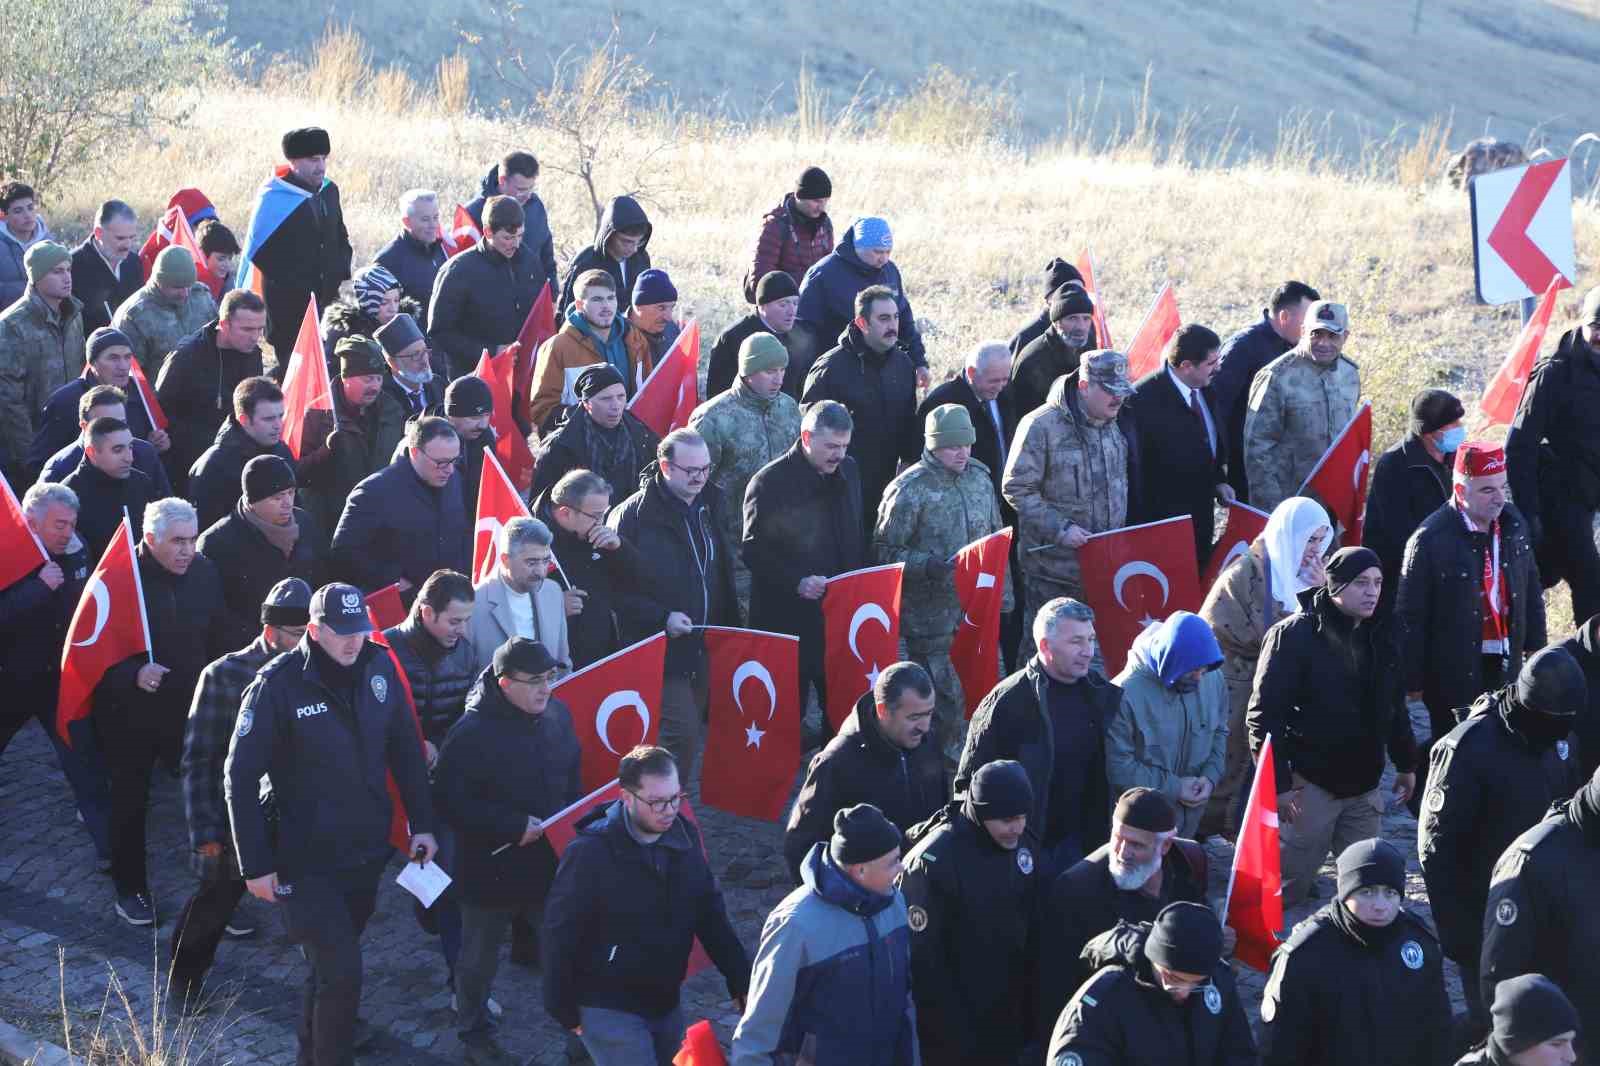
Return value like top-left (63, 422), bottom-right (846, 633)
top-left (1470, 158), bottom-right (1576, 305)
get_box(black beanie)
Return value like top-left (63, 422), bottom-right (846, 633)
top-left (242, 454), bottom-right (296, 503)
top-left (87, 327), bottom-right (133, 364)
top-left (796, 166), bottom-right (832, 200)
top-left (1335, 838), bottom-right (1405, 901)
top-left (1043, 257), bottom-right (1084, 298)
top-left (755, 270), bottom-right (799, 305)
top-left (575, 363), bottom-right (626, 400)
top-left (1515, 646), bottom-right (1587, 718)
top-left (444, 375), bottom-right (494, 417)
top-left (968, 759), bottom-right (1034, 820)
top-left (1409, 388), bottom-right (1465, 436)
top-left (260, 577), bottom-right (312, 626)
top-left (829, 803), bottom-right (901, 866)
top-left (1113, 787), bottom-right (1178, 833)
top-left (1325, 546), bottom-right (1381, 594)
top-left (1491, 975), bottom-right (1581, 1056)
top-left (1049, 283), bottom-right (1096, 323)
top-left (1142, 902), bottom-right (1223, 976)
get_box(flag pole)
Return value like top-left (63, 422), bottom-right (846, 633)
top-left (1221, 732), bottom-right (1270, 920)
top-left (122, 509), bottom-right (156, 664)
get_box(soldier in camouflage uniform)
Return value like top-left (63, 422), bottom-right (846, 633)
top-left (1003, 350), bottom-right (1138, 639)
top-left (1243, 300), bottom-right (1362, 513)
top-left (876, 404), bottom-right (1013, 761)
top-left (111, 245), bottom-right (217, 378)
top-left (0, 242), bottom-right (85, 469)
top-left (688, 332), bottom-right (802, 615)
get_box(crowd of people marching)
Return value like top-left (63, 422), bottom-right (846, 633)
top-left (3, 123), bottom-right (1600, 1066)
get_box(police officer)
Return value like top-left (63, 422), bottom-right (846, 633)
top-left (1456, 975), bottom-right (1581, 1066)
top-left (899, 759), bottom-right (1038, 1066)
top-left (1260, 838), bottom-right (1452, 1066)
top-left (1047, 902), bottom-right (1257, 1066)
top-left (1418, 647), bottom-right (1585, 1033)
top-left (225, 582), bottom-right (437, 1066)
top-left (1482, 765), bottom-right (1600, 1058)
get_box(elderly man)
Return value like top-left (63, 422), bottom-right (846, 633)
top-left (689, 333), bottom-right (802, 614)
top-left (155, 288), bottom-right (267, 494)
top-left (0, 181), bottom-right (53, 307)
top-left (430, 195), bottom-right (542, 379)
top-left (39, 385), bottom-right (171, 496)
top-left (375, 189), bottom-right (450, 319)
top-left (875, 404), bottom-right (1011, 762)
top-left (626, 269), bottom-right (683, 367)
top-left (464, 151), bottom-right (559, 297)
top-left (297, 335), bottom-right (408, 533)
top-left (1243, 299), bottom-right (1362, 513)
top-left (1004, 350), bottom-right (1140, 634)
top-left (919, 341), bottom-right (1017, 517)
top-left (0, 241), bottom-right (84, 468)
top-left (466, 517), bottom-right (569, 675)
top-left (1364, 388), bottom-right (1465, 617)
top-left (112, 245), bottom-right (216, 379)
top-left (61, 417), bottom-right (154, 561)
top-left (531, 363), bottom-right (659, 501)
top-left (708, 271), bottom-right (805, 399)
top-left (793, 216), bottom-right (929, 387)
top-left (332, 416), bottom-right (470, 604)
top-left (1007, 259), bottom-right (1087, 356)
top-left (71, 200), bottom-right (142, 334)
top-left (187, 376), bottom-right (293, 530)
top-left (1010, 283), bottom-right (1098, 418)
top-left (30, 327), bottom-right (169, 474)
top-left (97, 498), bottom-right (226, 924)
top-left (375, 313), bottom-right (441, 418)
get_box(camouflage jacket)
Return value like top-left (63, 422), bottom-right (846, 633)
top-left (1003, 374), bottom-right (1130, 591)
top-left (1242, 347), bottom-right (1360, 511)
top-left (0, 290), bottom-right (85, 466)
top-left (110, 282), bottom-right (217, 378)
top-left (688, 384), bottom-right (801, 549)
top-left (876, 451), bottom-right (1012, 640)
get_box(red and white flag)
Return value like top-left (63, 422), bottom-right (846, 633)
top-left (554, 632), bottom-right (668, 791)
top-left (364, 626), bottom-right (429, 851)
top-left (57, 515), bottom-right (151, 744)
top-left (629, 321), bottom-right (700, 437)
top-left (701, 627), bottom-right (801, 822)
top-left (364, 582), bottom-right (407, 631)
top-left (821, 563), bottom-right (903, 732)
top-left (513, 283), bottom-right (558, 430)
top-left (0, 469), bottom-right (49, 590)
top-left (473, 348), bottom-right (537, 492)
top-left (1480, 274), bottom-right (1563, 428)
top-left (127, 356), bottom-right (169, 432)
top-left (280, 298), bottom-right (334, 460)
top-left (1076, 250), bottom-right (1113, 349)
top-left (948, 528), bottom-right (1012, 719)
top-left (444, 203), bottom-right (481, 257)
top-left (673, 1021), bottom-right (729, 1066)
top-left (472, 449), bottom-right (533, 585)
top-left (1077, 516), bottom-right (1201, 676)
top-left (1201, 502), bottom-right (1270, 593)
top-left (1225, 735), bottom-right (1283, 971)
top-left (1124, 281), bottom-right (1180, 380)
top-left (164, 205), bottom-right (220, 292)
top-left (1298, 401), bottom-right (1373, 544)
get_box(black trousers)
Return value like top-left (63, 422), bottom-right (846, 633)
top-left (95, 707), bottom-right (182, 898)
top-left (170, 852), bottom-right (247, 986)
top-left (1538, 498), bottom-right (1600, 625)
top-left (280, 860), bottom-right (385, 1066)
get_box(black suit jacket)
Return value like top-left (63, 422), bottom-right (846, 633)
top-left (1131, 367), bottom-right (1227, 567)
top-left (918, 372), bottom-right (1018, 522)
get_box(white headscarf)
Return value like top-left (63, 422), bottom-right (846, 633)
top-left (1262, 497), bottom-right (1331, 615)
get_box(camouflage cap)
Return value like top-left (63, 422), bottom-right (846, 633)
top-left (1305, 300), bottom-right (1349, 335)
top-left (1081, 349), bottom-right (1135, 397)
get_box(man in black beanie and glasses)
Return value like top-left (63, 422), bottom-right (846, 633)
top-left (1260, 838), bottom-right (1452, 1066)
top-left (899, 759), bottom-right (1038, 1066)
top-left (1457, 975), bottom-right (1580, 1066)
top-left (1047, 900), bottom-right (1256, 1066)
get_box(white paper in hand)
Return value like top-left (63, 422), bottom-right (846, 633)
top-left (396, 860), bottom-right (452, 909)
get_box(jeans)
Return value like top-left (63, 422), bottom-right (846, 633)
top-left (577, 1004), bottom-right (685, 1066)
top-left (279, 861), bottom-right (385, 1066)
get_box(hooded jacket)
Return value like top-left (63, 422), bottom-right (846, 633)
top-left (154, 320), bottom-right (265, 494)
top-left (187, 416), bottom-right (297, 531)
top-left (558, 195), bottom-right (653, 314)
top-left (427, 233), bottom-right (543, 379)
top-left (1557, 616), bottom-right (1600, 780)
top-left (465, 164), bottom-right (559, 297)
top-left (528, 307), bottom-right (651, 432)
top-left (792, 220), bottom-right (926, 371)
top-left (1107, 614), bottom-right (1228, 803)
top-left (318, 295), bottom-right (423, 376)
top-left (0, 216), bottom-right (50, 307)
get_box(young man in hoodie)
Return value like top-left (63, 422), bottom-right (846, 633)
top-left (0, 181), bottom-right (54, 307)
top-left (464, 151), bottom-right (559, 298)
top-left (529, 270), bottom-right (650, 433)
top-left (559, 194), bottom-right (652, 315)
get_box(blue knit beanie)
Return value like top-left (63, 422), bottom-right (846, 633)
top-left (853, 216), bottom-right (892, 251)
top-left (632, 268), bottom-right (677, 307)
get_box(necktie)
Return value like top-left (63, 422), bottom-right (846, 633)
top-left (989, 399), bottom-right (1007, 458)
top-left (1189, 388), bottom-right (1213, 457)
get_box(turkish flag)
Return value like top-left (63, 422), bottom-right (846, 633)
top-left (1078, 516), bottom-right (1201, 676)
top-left (0, 469), bottom-right (49, 590)
top-left (57, 516), bottom-right (151, 744)
top-left (513, 283), bottom-right (557, 430)
top-left (949, 528), bottom-right (1012, 719)
top-left (821, 563), bottom-right (904, 732)
top-left (555, 632), bottom-right (668, 791)
top-left (1298, 401), bottom-right (1372, 544)
top-left (628, 321), bottom-right (700, 437)
top-left (1226, 735), bottom-right (1283, 970)
top-left (1076, 251), bottom-right (1113, 349)
top-left (280, 298), bottom-right (334, 460)
top-left (365, 630), bottom-right (429, 851)
top-left (472, 348), bottom-right (536, 492)
top-left (365, 582), bottom-right (407, 630)
top-left (473, 448), bottom-right (533, 585)
top-left (127, 356), bottom-right (169, 432)
top-left (1480, 274), bottom-right (1563, 428)
top-left (445, 203), bottom-right (481, 258)
top-left (1124, 282), bottom-right (1180, 380)
top-left (701, 626), bottom-right (801, 821)
top-left (163, 205), bottom-right (220, 293)
top-left (1200, 502), bottom-right (1270, 593)
top-left (673, 1021), bottom-right (729, 1066)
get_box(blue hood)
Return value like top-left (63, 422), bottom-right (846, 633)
top-left (1130, 611), bottom-right (1223, 687)
top-left (799, 842), bottom-right (896, 917)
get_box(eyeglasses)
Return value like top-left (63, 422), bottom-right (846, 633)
top-left (626, 789), bottom-right (687, 814)
top-left (570, 506), bottom-right (607, 523)
top-left (669, 462), bottom-right (712, 479)
top-left (419, 451), bottom-right (461, 470)
top-left (504, 669), bottom-right (559, 688)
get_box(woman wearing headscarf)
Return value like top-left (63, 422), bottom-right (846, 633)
top-left (1198, 496), bottom-right (1331, 836)
top-left (320, 263), bottom-right (419, 374)
top-left (1260, 838), bottom-right (1452, 1066)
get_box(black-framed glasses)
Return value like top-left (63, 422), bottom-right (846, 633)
top-left (626, 788), bottom-right (687, 814)
top-left (669, 462), bottom-right (712, 479)
top-left (504, 669), bottom-right (559, 688)
top-left (419, 451), bottom-right (462, 470)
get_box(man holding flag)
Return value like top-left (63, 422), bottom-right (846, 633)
top-left (297, 335), bottom-right (408, 534)
top-left (30, 327), bottom-right (169, 475)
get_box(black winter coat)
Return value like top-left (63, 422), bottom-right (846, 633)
top-left (558, 195), bottom-right (652, 314)
top-left (1010, 327), bottom-right (1089, 421)
top-left (330, 460), bottom-right (470, 601)
top-left (1507, 326), bottom-right (1600, 515)
top-left (1363, 433), bottom-right (1450, 617)
top-left (381, 368), bottom-right (444, 420)
top-left (252, 177), bottom-right (352, 344)
top-left (70, 239), bottom-right (143, 335)
top-left (319, 297), bottom-right (423, 377)
top-left (1260, 905), bottom-right (1452, 1066)
top-left (61, 461), bottom-right (153, 563)
top-left (375, 230), bottom-right (449, 319)
top-left (1397, 501), bottom-right (1544, 732)
top-left (606, 471), bottom-right (739, 678)
top-left (783, 693), bottom-right (948, 882)
top-left (154, 322), bottom-right (265, 495)
top-left (801, 324), bottom-right (921, 532)
top-left (1213, 312), bottom-right (1293, 501)
top-left (705, 314), bottom-right (805, 401)
top-left (466, 164), bottom-right (560, 298)
top-left (427, 238), bottom-right (542, 379)
top-left (1130, 367), bottom-right (1227, 566)
top-left (531, 407), bottom-right (659, 503)
top-left (28, 366), bottom-right (156, 475)
top-left (382, 616), bottom-right (479, 741)
top-left (1247, 589), bottom-right (1419, 798)
top-left (0, 536), bottom-right (89, 680)
top-left (918, 373), bottom-right (1017, 522)
top-left (533, 489), bottom-right (649, 670)
top-left (197, 502), bottom-right (328, 651)
top-left (432, 667), bottom-right (581, 907)
top-left (1417, 694), bottom-right (1582, 963)
top-left (1557, 618), bottom-right (1600, 781)
top-left (187, 418), bottom-right (298, 532)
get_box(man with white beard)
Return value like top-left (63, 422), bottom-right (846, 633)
top-left (1033, 788), bottom-right (1211, 1048)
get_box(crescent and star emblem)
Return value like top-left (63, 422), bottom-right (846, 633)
top-left (732, 660), bottom-right (777, 748)
top-left (960, 571), bottom-right (998, 629)
top-left (1353, 449), bottom-right (1370, 489)
top-left (1111, 560), bottom-right (1170, 628)
top-left (72, 577), bottom-right (111, 647)
top-left (595, 690), bottom-right (651, 756)
top-left (847, 602), bottom-right (891, 686)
